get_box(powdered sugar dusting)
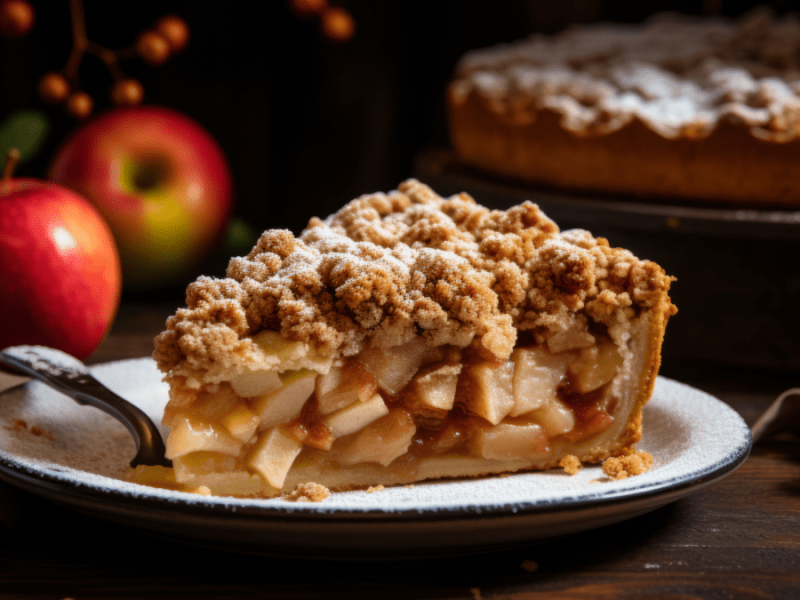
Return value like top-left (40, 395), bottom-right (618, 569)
top-left (0, 358), bottom-right (750, 514)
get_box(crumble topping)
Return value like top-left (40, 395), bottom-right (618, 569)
top-left (451, 8), bottom-right (800, 142)
top-left (602, 450), bottom-right (653, 480)
top-left (154, 179), bottom-right (674, 381)
top-left (284, 482), bottom-right (330, 502)
top-left (559, 454), bottom-right (582, 475)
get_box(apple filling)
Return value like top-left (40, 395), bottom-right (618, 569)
top-left (155, 325), bottom-right (635, 496)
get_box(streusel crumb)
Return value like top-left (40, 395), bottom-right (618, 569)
top-left (285, 482), bottom-right (330, 502)
top-left (367, 485), bottom-right (384, 493)
top-left (154, 180), bottom-right (675, 381)
top-left (559, 454), bottom-right (582, 475)
top-left (602, 450), bottom-right (653, 480)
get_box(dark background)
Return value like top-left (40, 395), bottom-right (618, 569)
top-left (3, 1), bottom-right (800, 372)
top-left (2, 0), bottom-right (796, 238)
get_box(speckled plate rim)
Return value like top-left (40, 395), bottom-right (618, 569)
top-left (0, 358), bottom-right (752, 526)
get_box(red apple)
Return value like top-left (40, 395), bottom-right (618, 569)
top-left (49, 106), bottom-right (233, 289)
top-left (0, 172), bottom-right (122, 359)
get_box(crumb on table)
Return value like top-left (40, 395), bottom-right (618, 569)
top-left (603, 450), bottom-right (653, 480)
top-left (559, 454), bottom-right (582, 475)
top-left (285, 482), bottom-right (330, 502)
top-left (520, 559), bottom-right (539, 572)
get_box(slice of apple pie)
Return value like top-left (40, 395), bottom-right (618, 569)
top-left (149, 179), bottom-right (676, 497)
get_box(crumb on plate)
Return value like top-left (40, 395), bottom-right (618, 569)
top-left (559, 454), bottom-right (582, 475)
top-left (285, 482), bottom-right (330, 502)
top-left (602, 450), bottom-right (653, 480)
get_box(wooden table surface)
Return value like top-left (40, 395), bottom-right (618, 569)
top-left (1, 302), bottom-right (798, 599)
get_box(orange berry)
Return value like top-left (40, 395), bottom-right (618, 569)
top-left (321, 7), bottom-right (354, 42)
top-left (291, 0), bottom-right (327, 17)
top-left (39, 72), bottom-right (71, 103)
top-left (136, 30), bottom-right (171, 65)
top-left (66, 92), bottom-right (93, 119)
top-left (0, 0), bottom-right (34, 38)
top-left (111, 79), bottom-right (144, 106)
top-left (155, 15), bottom-right (189, 52)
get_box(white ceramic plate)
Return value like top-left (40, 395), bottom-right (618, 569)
top-left (0, 358), bottom-right (751, 558)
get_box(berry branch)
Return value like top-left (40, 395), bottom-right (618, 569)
top-left (0, 0), bottom-right (190, 119)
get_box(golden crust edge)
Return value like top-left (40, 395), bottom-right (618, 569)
top-left (448, 90), bottom-right (800, 206)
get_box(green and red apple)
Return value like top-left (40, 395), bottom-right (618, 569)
top-left (50, 106), bottom-right (233, 289)
top-left (0, 167), bottom-right (122, 359)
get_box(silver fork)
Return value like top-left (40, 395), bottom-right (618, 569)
top-left (0, 345), bottom-right (170, 468)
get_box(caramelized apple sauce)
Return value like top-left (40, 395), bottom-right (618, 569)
top-left (279, 334), bottom-right (623, 470)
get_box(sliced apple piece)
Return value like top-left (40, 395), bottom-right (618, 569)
top-left (322, 392), bottom-right (389, 438)
top-left (569, 340), bottom-right (623, 393)
top-left (316, 361), bottom-right (377, 415)
top-left (464, 360), bottom-right (515, 425)
top-left (190, 385), bottom-right (239, 421)
top-left (471, 422), bottom-right (549, 461)
top-left (165, 415), bottom-right (244, 459)
top-left (430, 420), bottom-right (470, 454)
top-left (336, 409), bottom-right (416, 466)
top-left (359, 338), bottom-right (445, 395)
top-left (248, 426), bottom-right (304, 489)
top-left (530, 396), bottom-right (576, 437)
top-left (405, 364), bottom-right (461, 419)
top-left (253, 330), bottom-right (306, 361)
top-left (510, 346), bottom-right (568, 417)
top-left (229, 368), bottom-right (282, 398)
top-left (249, 369), bottom-right (316, 430)
top-left (219, 403), bottom-right (261, 442)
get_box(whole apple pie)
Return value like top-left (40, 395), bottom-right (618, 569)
top-left (150, 179), bottom-right (675, 497)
